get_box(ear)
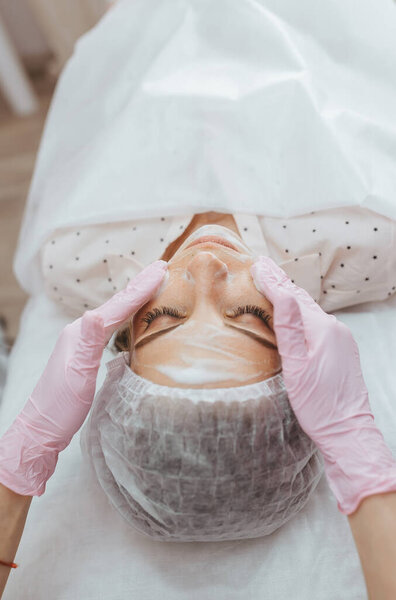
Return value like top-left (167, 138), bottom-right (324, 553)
top-left (113, 324), bottom-right (131, 352)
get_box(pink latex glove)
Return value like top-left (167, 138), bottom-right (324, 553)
top-left (0, 260), bottom-right (168, 497)
top-left (251, 256), bottom-right (396, 515)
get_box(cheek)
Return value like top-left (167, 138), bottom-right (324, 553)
top-left (224, 270), bottom-right (270, 306)
top-left (132, 274), bottom-right (193, 333)
top-left (152, 270), bottom-right (170, 299)
top-left (155, 268), bottom-right (195, 298)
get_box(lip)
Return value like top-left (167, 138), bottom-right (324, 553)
top-left (186, 236), bottom-right (240, 252)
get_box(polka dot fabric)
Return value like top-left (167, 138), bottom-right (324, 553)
top-left (258, 206), bottom-right (396, 313)
top-left (41, 208), bottom-right (396, 317)
top-left (41, 216), bottom-right (188, 317)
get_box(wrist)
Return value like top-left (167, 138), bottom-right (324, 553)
top-left (0, 422), bottom-right (59, 497)
top-left (320, 426), bottom-right (396, 515)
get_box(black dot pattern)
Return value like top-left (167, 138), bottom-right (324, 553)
top-left (42, 210), bottom-right (396, 315)
top-left (271, 209), bottom-right (396, 309)
top-left (42, 215), bottom-right (185, 312)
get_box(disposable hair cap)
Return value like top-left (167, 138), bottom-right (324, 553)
top-left (80, 352), bottom-right (324, 542)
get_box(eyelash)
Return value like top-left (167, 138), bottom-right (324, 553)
top-left (229, 304), bottom-right (271, 325)
top-left (141, 304), bottom-right (271, 329)
top-left (142, 306), bottom-right (185, 328)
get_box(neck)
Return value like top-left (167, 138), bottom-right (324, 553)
top-left (160, 212), bottom-right (239, 261)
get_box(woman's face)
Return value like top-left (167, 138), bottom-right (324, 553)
top-left (130, 225), bottom-right (282, 388)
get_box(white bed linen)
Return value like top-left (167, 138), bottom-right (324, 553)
top-left (14, 0), bottom-right (396, 295)
top-left (2, 292), bottom-right (396, 599)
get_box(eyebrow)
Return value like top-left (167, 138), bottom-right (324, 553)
top-left (134, 323), bottom-right (277, 350)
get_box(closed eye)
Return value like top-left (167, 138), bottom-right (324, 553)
top-left (141, 306), bottom-right (186, 330)
top-left (141, 304), bottom-right (271, 330)
top-left (226, 304), bottom-right (271, 328)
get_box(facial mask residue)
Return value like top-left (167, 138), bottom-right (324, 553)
top-left (141, 321), bottom-right (278, 385)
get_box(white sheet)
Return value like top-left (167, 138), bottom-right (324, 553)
top-left (14, 0), bottom-right (396, 295)
top-left (2, 291), bottom-right (396, 599)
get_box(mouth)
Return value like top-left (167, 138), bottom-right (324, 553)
top-left (186, 236), bottom-right (240, 252)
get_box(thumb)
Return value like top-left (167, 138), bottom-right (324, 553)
top-left (271, 290), bottom-right (309, 364)
top-left (92, 260), bottom-right (168, 339)
top-left (251, 255), bottom-right (323, 314)
top-left (250, 257), bottom-right (308, 363)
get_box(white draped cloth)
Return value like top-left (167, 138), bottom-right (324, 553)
top-left (14, 0), bottom-right (396, 298)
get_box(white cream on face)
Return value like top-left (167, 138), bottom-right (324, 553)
top-left (155, 252), bottom-right (234, 295)
top-left (152, 361), bottom-right (267, 385)
top-left (135, 320), bottom-right (281, 386)
top-left (152, 269), bottom-right (170, 299)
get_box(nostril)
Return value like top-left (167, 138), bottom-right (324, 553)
top-left (213, 263), bottom-right (228, 279)
top-left (182, 271), bottom-right (194, 282)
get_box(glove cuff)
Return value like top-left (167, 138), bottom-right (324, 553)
top-left (321, 426), bottom-right (396, 514)
top-left (0, 419), bottom-right (61, 496)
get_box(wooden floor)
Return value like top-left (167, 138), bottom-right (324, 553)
top-left (0, 74), bottom-right (56, 346)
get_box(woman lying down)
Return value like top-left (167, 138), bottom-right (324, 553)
top-left (1, 209), bottom-right (396, 598)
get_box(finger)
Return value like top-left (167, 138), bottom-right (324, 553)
top-left (92, 260), bottom-right (168, 334)
top-left (250, 256), bottom-right (324, 315)
top-left (271, 290), bottom-right (309, 363)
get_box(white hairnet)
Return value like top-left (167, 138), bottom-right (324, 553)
top-left (80, 352), bottom-right (324, 542)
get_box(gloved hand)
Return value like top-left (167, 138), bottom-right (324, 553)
top-left (0, 260), bottom-right (168, 497)
top-left (251, 255), bottom-right (396, 515)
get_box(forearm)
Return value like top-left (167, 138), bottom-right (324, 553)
top-left (0, 483), bottom-right (32, 598)
top-left (348, 491), bottom-right (396, 600)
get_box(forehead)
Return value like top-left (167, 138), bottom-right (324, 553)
top-left (131, 321), bottom-right (281, 388)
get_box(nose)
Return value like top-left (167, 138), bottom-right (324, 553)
top-left (186, 251), bottom-right (228, 289)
